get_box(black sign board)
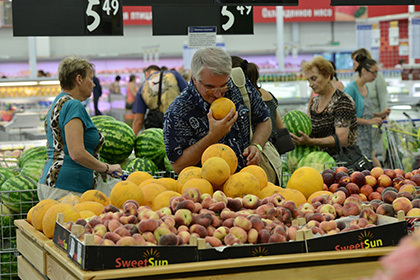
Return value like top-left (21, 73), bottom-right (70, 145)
top-left (331, 0), bottom-right (419, 5)
top-left (152, 6), bottom-right (253, 36)
top-left (123, 0), bottom-right (298, 6)
top-left (12, 0), bottom-right (123, 36)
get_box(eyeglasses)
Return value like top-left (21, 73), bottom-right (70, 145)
top-left (198, 80), bottom-right (231, 95)
top-left (366, 69), bottom-right (378, 75)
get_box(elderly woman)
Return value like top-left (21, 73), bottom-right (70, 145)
top-left (291, 55), bottom-right (358, 156)
top-left (38, 57), bottom-right (122, 200)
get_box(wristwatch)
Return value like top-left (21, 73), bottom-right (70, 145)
top-left (250, 143), bottom-right (263, 152)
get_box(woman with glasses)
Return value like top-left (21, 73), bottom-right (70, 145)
top-left (163, 47), bottom-right (272, 177)
top-left (344, 54), bottom-right (387, 167)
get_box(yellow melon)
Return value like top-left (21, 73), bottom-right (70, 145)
top-left (42, 204), bottom-right (81, 238)
top-left (223, 172), bottom-right (260, 198)
top-left (151, 191), bottom-right (181, 211)
top-left (79, 190), bottom-right (110, 206)
top-left (74, 201), bottom-right (104, 216)
top-left (286, 166), bottom-right (324, 200)
top-left (110, 181), bottom-right (144, 209)
top-left (31, 199), bottom-right (59, 231)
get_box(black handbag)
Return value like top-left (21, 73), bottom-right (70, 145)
top-left (144, 71), bottom-right (165, 129)
top-left (274, 128), bottom-right (295, 155)
top-left (332, 134), bottom-right (373, 172)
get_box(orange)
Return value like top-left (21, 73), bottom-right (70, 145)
top-left (201, 157), bottom-right (231, 189)
top-left (141, 183), bottom-right (168, 208)
top-left (110, 181), bottom-right (144, 209)
top-left (201, 143), bottom-right (238, 175)
top-left (307, 191), bottom-right (332, 204)
top-left (223, 172), bottom-right (260, 198)
top-left (181, 178), bottom-right (214, 196)
top-left (126, 171), bottom-right (154, 186)
top-left (240, 165), bottom-right (268, 190)
top-left (151, 190), bottom-right (181, 211)
top-left (176, 166), bottom-right (202, 193)
top-left (210, 97), bottom-right (236, 120)
top-left (286, 166), bottom-right (323, 200)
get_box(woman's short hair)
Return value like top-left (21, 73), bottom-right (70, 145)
top-left (58, 57), bottom-right (94, 90)
top-left (191, 47), bottom-right (232, 81)
top-left (129, 74), bottom-right (136, 82)
top-left (302, 55), bottom-right (335, 80)
top-left (351, 48), bottom-right (372, 60)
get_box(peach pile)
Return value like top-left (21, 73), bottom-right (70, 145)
top-left (321, 166), bottom-right (420, 219)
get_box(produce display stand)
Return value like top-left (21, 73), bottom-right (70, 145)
top-left (14, 219), bottom-right (397, 280)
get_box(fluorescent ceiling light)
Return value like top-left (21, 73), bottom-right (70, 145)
top-left (0, 82), bottom-right (38, 87)
top-left (391, 105), bottom-right (412, 110)
top-left (39, 80), bottom-right (60, 85)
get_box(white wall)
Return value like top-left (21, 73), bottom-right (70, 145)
top-left (0, 21), bottom-right (357, 59)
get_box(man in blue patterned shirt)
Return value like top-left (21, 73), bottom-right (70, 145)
top-left (163, 47), bottom-right (271, 174)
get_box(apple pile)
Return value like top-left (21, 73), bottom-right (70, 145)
top-left (321, 166), bottom-right (420, 218)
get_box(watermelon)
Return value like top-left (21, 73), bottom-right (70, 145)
top-left (1, 203), bottom-right (14, 239)
top-left (286, 145), bottom-right (319, 173)
top-left (125, 157), bottom-right (158, 175)
top-left (0, 167), bottom-right (18, 181)
top-left (0, 175), bottom-right (38, 214)
top-left (18, 146), bottom-right (47, 168)
top-left (19, 159), bottom-right (46, 181)
top-left (91, 115), bottom-right (116, 127)
top-left (97, 120), bottom-right (135, 164)
top-left (1, 250), bottom-right (18, 279)
top-left (163, 155), bottom-right (174, 172)
top-left (282, 110), bottom-right (312, 136)
top-left (297, 151), bottom-right (336, 173)
top-left (134, 128), bottom-right (166, 167)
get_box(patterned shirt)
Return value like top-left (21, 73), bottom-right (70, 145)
top-left (309, 89), bottom-right (358, 155)
top-left (163, 78), bottom-right (270, 172)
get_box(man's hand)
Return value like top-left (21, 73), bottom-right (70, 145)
top-left (207, 108), bottom-right (238, 140)
top-left (243, 145), bottom-right (262, 166)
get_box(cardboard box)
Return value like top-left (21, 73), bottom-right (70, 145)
top-left (53, 222), bottom-right (198, 271)
top-left (198, 240), bottom-right (307, 261)
top-left (306, 215), bottom-right (407, 253)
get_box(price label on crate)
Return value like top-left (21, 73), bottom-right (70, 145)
top-left (219, 6), bottom-right (253, 35)
top-left (85, 0), bottom-right (123, 35)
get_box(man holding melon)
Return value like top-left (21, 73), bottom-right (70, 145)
top-left (163, 47), bottom-right (272, 179)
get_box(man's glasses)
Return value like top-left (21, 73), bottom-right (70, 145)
top-left (199, 81), bottom-right (231, 94)
top-left (366, 69), bottom-right (378, 75)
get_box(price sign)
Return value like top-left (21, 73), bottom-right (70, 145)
top-left (85, 0), bottom-right (123, 35)
top-left (219, 6), bottom-right (253, 34)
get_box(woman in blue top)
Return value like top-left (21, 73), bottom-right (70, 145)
top-left (38, 57), bottom-right (122, 201)
top-left (344, 55), bottom-right (384, 167)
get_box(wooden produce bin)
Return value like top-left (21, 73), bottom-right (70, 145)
top-left (14, 219), bottom-right (52, 279)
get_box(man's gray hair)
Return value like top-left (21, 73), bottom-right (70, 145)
top-left (191, 47), bottom-right (232, 81)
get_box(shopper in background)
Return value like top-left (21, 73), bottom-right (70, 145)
top-left (38, 57), bottom-right (121, 201)
top-left (307, 60), bottom-right (345, 115)
top-left (291, 56), bottom-right (358, 156)
top-left (163, 47), bottom-right (272, 175)
top-left (350, 49), bottom-right (391, 167)
top-left (345, 54), bottom-right (387, 167)
top-left (109, 75), bottom-right (121, 95)
top-left (126, 74), bottom-right (137, 110)
top-left (231, 55), bottom-right (285, 147)
top-left (132, 65), bottom-right (188, 136)
top-left (92, 73), bottom-right (102, 116)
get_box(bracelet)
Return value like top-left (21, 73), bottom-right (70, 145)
top-left (250, 143), bottom-right (263, 152)
top-left (104, 163), bottom-right (109, 174)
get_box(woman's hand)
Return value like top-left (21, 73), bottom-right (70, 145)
top-left (290, 131), bottom-right (311, 146)
top-left (371, 117), bottom-right (383, 126)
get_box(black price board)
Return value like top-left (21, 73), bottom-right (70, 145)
top-left (123, 0), bottom-right (297, 6)
top-left (12, 0), bottom-right (123, 36)
top-left (331, 0), bottom-right (419, 5)
top-left (215, 0), bottom-right (298, 6)
top-left (152, 6), bottom-right (253, 36)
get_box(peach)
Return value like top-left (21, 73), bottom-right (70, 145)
top-left (119, 214), bottom-right (138, 225)
top-left (377, 174), bottom-right (392, 188)
top-left (342, 202), bottom-right (361, 216)
top-left (138, 218), bottom-right (159, 233)
top-left (205, 236), bottom-right (223, 247)
top-left (286, 225), bottom-right (300, 241)
top-left (335, 167), bottom-right (349, 176)
top-left (213, 226), bottom-right (229, 241)
top-left (397, 191), bottom-right (414, 201)
top-left (406, 208), bottom-right (420, 217)
top-left (368, 192), bottom-right (382, 201)
top-left (299, 202), bottom-right (315, 215)
top-left (116, 236), bottom-right (137, 246)
top-left (233, 216), bottom-right (252, 231)
top-left (228, 226), bottom-right (248, 244)
top-left (360, 208), bottom-right (377, 224)
top-left (412, 198), bottom-right (420, 208)
top-left (338, 176), bottom-right (351, 187)
top-left (208, 201), bottom-right (226, 213)
top-left (189, 224), bottom-right (208, 238)
top-left (182, 187), bottom-right (201, 203)
top-left (104, 231), bottom-right (121, 244)
top-left (319, 220), bottom-right (337, 233)
top-left (194, 212), bottom-right (213, 228)
top-left (392, 197), bottom-right (413, 214)
top-left (318, 204), bottom-right (336, 219)
top-left (138, 209), bottom-right (160, 221)
top-left (350, 171), bottom-right (366, 187)
top-left (399, 184), bottom-right (416, 194)
top-left (365, 175), bottom-right (377, 187)
top-left (224, 233), bottom-right (242, 246)
top-left (212, 190), bottom-right (228, 204)
top-left (394, 169), bottom-right (405, 178)
top-left (220, 208), bottom-right (238, 220)
top-left (410, 174), bottom-right (420, 186)
top-left (157, 207), bottom-right (172, 217)
top-left (247, 228), bottom-right (259, 244)
top-left (376, 203), bottom-right (396, 217)
top-left (382, 190), bottom-right (398, 204)
top-left (329, 183), bottom-right (340, 193)
top-left (349, 218), bottom-right (368, 228)
top-left (154, 225), bottom-right (172, 242)
top-left (100, 239), bottom-right (116, 246)
top-left (227, 197), bottom-right (243, 211)
top-left (333, 203), bottom-right (344, 217)
top-left (250, 217), bottom-right (265, 232)
top-left (282, 201), bottom-right (299, 218)
top-left (268, 233), bottom-right (287, 243)
top-left (175, 199), bottom-right (196, 213)
top-left (122, 201), bottom-right (139, 216)
top-left (344, 196), bottom-right (362, 207)
top-left (392, 177), bottom-right (405, 190)
top-left (370, 167), bottom-right (384, 179)
top-left (360, 185), bottom-right (374, 198)
top-left (222, 217), bottom-right (235, 228)
top-left (242, 194), bottom-right (261, 209)
top-left (132, 233), bottom-right (145, 245)
top-left (93, 224), bottom-right (107, 238)
top-left (177, 230), bottom-right (191, 244)
top-left (114, 226), bottom-right (131, 237)
top-left (102, 204), bottom-right (120, 214)
top-left (337, 187), bottom-right (350, 197)
top-left (257, 229), bottom-right (271, 244)
top-left (174, 209), bottom-right (193, 226)
top-left (158, 233), bottom-right (178, 245)
top-left (142, 231), bottom-right (157, 244)
top-left (322, 172), bottom-right (336, 187)
top-left (384, 169), bottom-right (397, 180)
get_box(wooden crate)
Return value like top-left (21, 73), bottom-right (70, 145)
top-left (17, 256), bottom-right (48, 280)
top-left (14, 219), bottom-right (52, 276)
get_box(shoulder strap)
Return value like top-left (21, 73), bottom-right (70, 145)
top-left (157, 71), bottom-right (164, 108)
top-left (333, 133), bottom-right (344, 155)
top-left (231, 67), bottom-right (250, 111)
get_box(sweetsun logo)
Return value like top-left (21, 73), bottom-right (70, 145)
top-left (115, 248), bottom-right (169, 268)
top-left (252, 246), bottom-right (269, 257)
top-left (334, 231), bottom-right (384, 251)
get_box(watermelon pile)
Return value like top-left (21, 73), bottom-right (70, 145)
top-left (296, 151), bottom-right (336, 173)
top-left (125, 157), bottom-right (158, 175)
top-left (18, 146), bottom-right (47, 168)
top-left (283, 110), bottom-right (312, 136)
top-left (96, 119), bottom-right (136, 164)
top-left (1, 175), bottom-right (38, 214)
top-left (1, 203), bottom-right (14, 239)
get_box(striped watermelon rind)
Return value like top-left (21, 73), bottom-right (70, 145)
top-left (19, 159), bottom-right (46, 181)
top-left (282, 110), bottom-right (312, 136)
top-left (286, 145), bottom-right (319, 173)
top-left (134, 128), bottom-right (166, 167)
top-left (97, 120), bottom-right (135, 164)
top-left (125, 157), bottom-right (158, 175)
top-left (18, 146), bottom-right (47, 168)
top-left (1, 203), bottom-right (14, 238)
top-left (297, 151), bottom-right (336, 173)
top-left (91, 115), bottom-right (116, 127)
top-left (0, 175), bottom-right (38, 214)
top-left (0, 167), bottom-right (18, 181)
